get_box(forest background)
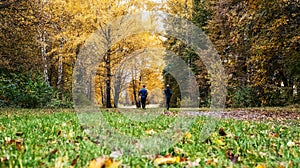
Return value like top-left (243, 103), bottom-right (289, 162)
top-left (0, 0), bottom-right (299, 109)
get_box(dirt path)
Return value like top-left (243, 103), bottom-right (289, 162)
top-left (183, 108), bottom-right (300, 122)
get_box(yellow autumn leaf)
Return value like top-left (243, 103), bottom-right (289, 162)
top-left (255, 164), bottom-right (266, 168)
top-left (185, 132), bottom-right (192, 139)
top-left (154, 156), bottom-right (180, 165)
top-left (88, 157), bottom-right (121, 168)
top-left (88, 157), bottom-right (107, 168)
top-left (205, 159), bottom-right (214, 165)
top-left (213, 138), bottom-right (225, 146)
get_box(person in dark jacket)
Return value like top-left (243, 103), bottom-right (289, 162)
top-left (164, 84), bottom-right (172, 110)
top-left (139, 85), bottom-right (148, 109)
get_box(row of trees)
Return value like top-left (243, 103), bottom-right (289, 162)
top-left (0, 0), bottom-right (299, 108)
top-left (205, 0), bottom-right (300, 107)
top-left (162, 0), bottom-right (300, 107)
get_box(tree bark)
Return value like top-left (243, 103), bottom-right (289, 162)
top-left (39, 30), bottom-right (49, 85)
top-left (104, 29), bottom-right (112, 107)
top-left (113, 73), bottom-right (122, 108)
top-left (105, 48), bottom-right (112, 108)
top-left (57, 37), bottom-right (64, 99)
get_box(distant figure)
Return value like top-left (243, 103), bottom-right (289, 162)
top-left (139, 85), bottom-right (148, 109)
top-left (164, 84), bottom-right (172, 110)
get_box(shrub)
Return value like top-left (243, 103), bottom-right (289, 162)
top-left (227, 86), bottom-right (259, 108)
top-left (47, 92), bottom-right (73, 108)
top-left (0, 72), bottom-right (54, 108)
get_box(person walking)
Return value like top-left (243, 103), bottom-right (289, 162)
top-left (164, 84), bottom-right (172, 111)
top-left (139, 85), bottom-right (148, 109)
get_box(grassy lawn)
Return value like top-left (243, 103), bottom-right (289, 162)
top-left (0, 108), bottom-right (299, 167)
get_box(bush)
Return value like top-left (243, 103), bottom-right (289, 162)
top-left (0, 72), bottom-right (54, 108)
top-left (47, 92), bottom-right (73, 108)
top-left (227, 86), bottom-right (259, 108)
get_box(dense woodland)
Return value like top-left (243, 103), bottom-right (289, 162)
top-left (0, 0), bottom-right (299, 108)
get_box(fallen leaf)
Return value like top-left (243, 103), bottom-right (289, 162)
top-left (213, 138), bottom-right (225, 146)
top-left (268, 132), bottom-right (279, 138)
top-left (180, 157), bottom-right (187, 162)
top-left (0, 156), bottom-right (8, 162)
top-left (256, 164), bottom-right (266, 168)
top-left (71, 155), bottom-right (80, 166)
top-left (145, 129), bottom-right (156, 135)
top-left (89, 157), bottom-right (107, 168)
top-left (226, 149), bottom-right (238, 164)
top-left (15, 132), bottom-right (24, 136)
top-left (154, 156), bottom-right (180, 165)
top-left (163, 111), bottom-right (171, 116)
top-left (16, 139), bottom-right (24, 151)
top-left (185, 132), bottom-right (192, 139)
top-left (219, 128), bottom-right (227, 136)
top-left (88, 157), bottom-right (121, 168)
top-left (49, 149), bottom-right (59, 155)
top-left (4, 137), bottom-right (13, 144)
top-left (57, 130), bottom-right (62, 136)
top-left (205, 159), bottom-right (216, 165)
top-left (4, 138), bottom-right (25, 151)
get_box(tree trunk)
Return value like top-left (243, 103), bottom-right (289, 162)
top-left (105, 50), bottom-right (112, 108)
top-left (57, 37), bottom-right (64, 99)
top-left (131, 66), bottom-right (138, 106)
top-left (39, 30), bottom-right (49, 85)
top-left (104, 25), bottom-right (112, 108)
top-left (113, 74), bottom-right (122, 108)
top-left (133, 80), bottom-right (138, 107)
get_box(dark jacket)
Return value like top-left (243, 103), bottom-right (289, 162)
top-left (139, 88), bottom-right (148, 98)
top-left (164, 88), bottom-right (172, 98)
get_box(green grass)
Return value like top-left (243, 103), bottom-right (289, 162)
top-left (0, 108), bottom-right (299, 167)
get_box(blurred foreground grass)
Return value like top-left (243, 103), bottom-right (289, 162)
top-left (0, 108), bottom-right (299, 167)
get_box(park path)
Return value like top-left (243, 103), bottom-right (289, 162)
top-left (183, 108), bottom-right (300, 123)
top-left (118, 104), bottom-right (300, 123)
